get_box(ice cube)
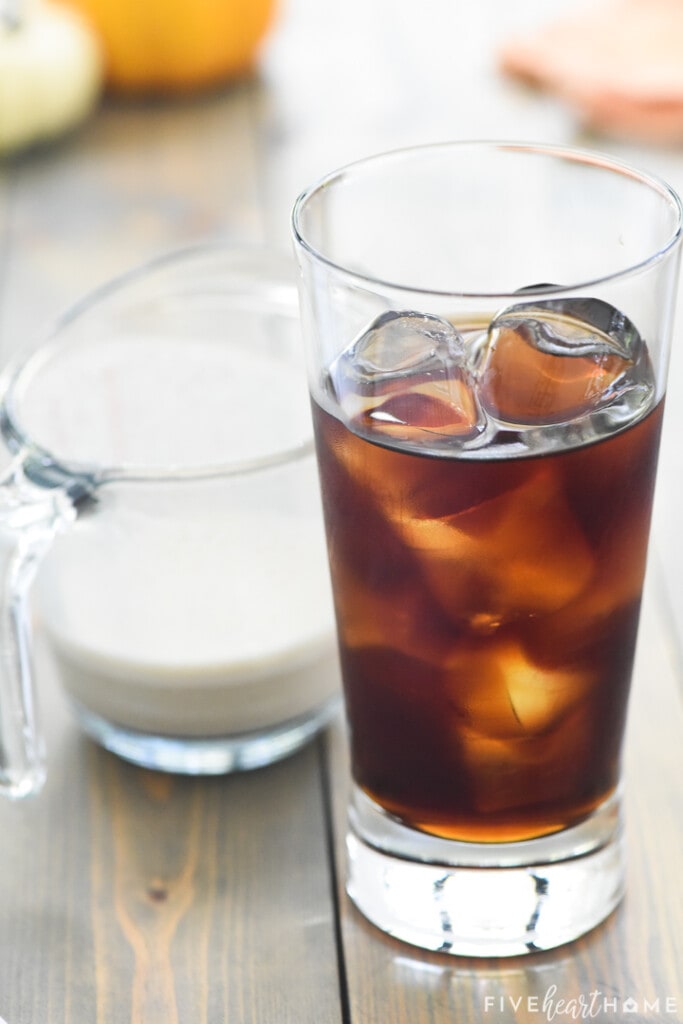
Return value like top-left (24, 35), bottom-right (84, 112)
top-left (329, 310), bottom-right (486, 448)
top-left (501, 645), bottom-right (591, 733)
top-left (445, 638), bottom-right (589, 738)
top-left (478, 297), bottom-right (649, 426)
top-left (332, 559), bottom-right (449, 667)
top-left (397, 464), bottom-right (594, 625)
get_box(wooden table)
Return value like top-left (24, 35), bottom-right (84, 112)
top-left (1, 0), bottom-right (682, 1020)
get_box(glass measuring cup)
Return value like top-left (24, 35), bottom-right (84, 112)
top-left (0, 244), bottom-right (340, 797)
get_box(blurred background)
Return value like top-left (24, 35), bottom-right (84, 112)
top-left (2, 0), bottom-right (683, 620)
top-left (9, 0), bottom-right (678, 348)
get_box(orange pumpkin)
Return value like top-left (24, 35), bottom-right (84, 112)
top-left (60, 0), bottom-right (276, 94)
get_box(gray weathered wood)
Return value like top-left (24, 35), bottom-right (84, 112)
top-left (0, 642), bottom-right (343, 1024)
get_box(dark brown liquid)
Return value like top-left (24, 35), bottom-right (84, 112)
top-left (313, 398), bottom-right (663, 842)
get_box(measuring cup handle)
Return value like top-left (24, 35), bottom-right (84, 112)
top-left (0, 455), bottom-right (76, 798)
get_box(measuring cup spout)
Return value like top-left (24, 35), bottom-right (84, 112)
top-left (0, 454), bottom-right (78, 797)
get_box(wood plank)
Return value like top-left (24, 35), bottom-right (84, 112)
top-left (0, 640), bottom-right (343, 1024)
top-left (327, 569), bottom-right (683, 1023)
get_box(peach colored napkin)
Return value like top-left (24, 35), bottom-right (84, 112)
top-left (499, 0), bottom-right (683, 142)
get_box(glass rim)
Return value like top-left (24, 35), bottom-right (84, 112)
top-left (291, 139), bottom-right (683, 300)
top-left (0, 242), bottom-right (315, 485)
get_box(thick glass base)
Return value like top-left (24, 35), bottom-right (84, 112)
top-left (347, 786), bottom-right (625, 957)
top-left (72, 698), bottom-right (340, 774)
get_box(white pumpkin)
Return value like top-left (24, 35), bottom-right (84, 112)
top-left (0, 0), bottom-right (103, 154)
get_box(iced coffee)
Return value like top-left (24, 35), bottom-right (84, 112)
top-left (313, 299), bottom-right (661, 843)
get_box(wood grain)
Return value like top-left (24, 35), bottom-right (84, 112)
top-left (0, 646), bottom-right (343, 1024)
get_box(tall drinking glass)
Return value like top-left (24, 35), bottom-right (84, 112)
top-left (292, 142), bottom-right (682, 956)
